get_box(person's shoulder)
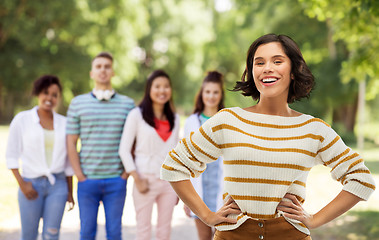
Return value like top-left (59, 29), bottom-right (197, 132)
top-left (9, 107), bottom-right (37, 126)
top-left (70, 93), bottom-right (92, 103)
top-left (186, 113), bottom-right (199, 122)
top-left (114, 93), bottom-right (134, 104)
top-left (213, 107), bottom-right (239, 119)
top-left (218, 107), bottom-right (238, 114)
top-left (299, 114), bottom-right (338, 138)
top-left (303, 114), bottom-right (331, 128)
top-left (128, 107), bottom-right (142, 117)
top-left (12, 108), bottom-right (33, 120)
top-left (197, 108), bottom-right (232, 125)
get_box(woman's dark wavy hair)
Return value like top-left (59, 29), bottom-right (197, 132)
top-left (32, 75), bottom-right (62, 96)
top-left (139, 69), bottom-right (175, 131)
top-left (233, 33), bottom-right (314, 103)
top-left (193, 71), bottom-right (225, 115)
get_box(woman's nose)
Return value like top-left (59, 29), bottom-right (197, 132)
top-left (263, 62), bottom-right (273, 72)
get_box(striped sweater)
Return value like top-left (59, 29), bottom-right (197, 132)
top-left (66, 93), bottom-right (134, 179)
top-left (160, 107), bottom-right (376, 235)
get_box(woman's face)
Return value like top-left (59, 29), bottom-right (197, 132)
top-left (202, 82), bottom-right (222, 109)
top-left (150, 76), bottom-right (172, 105)
top-left (37, 84), bottom-right (60, 112)
top-left (252, 42), bottom-right (292, 101)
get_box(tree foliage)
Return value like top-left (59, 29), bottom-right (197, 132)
top-left (1, 0), bottom-right (378, 138)
top-left (300, 0), bottom-right (379, 99)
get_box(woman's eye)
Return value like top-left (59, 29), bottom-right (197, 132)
top-left (274, 60), bottom-right (282, 64)
top-left (255, 62), bottom-right (264, 65)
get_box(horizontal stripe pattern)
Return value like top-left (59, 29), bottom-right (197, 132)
top-left (220, 108), bottom-right (330, 129)
top-left (219, 142), bottom-right (317, 157)
top-left (213, 124), bottom-right (325, 142)
top-left (161, 107), bottom-right (375, 235)
top-left (224, 177), bottom-right (305, 187)
top-left (223, 160), bottom-right (312, 171)
top-left (67, 93), bottom-right (134, 178)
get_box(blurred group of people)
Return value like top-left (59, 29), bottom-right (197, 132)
top-left (6, 33), bottom-right (375, 240)
top-left (6, 51), bottom-right (225, 240)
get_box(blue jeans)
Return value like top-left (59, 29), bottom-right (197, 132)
top-left (202, 158), bottom-right (221, 212)
top-left (77, 177), bottom-right (127, 240)
top-left (18, 172), bottom-right (68, 240)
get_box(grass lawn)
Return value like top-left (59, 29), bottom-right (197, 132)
top-left (0, 124), bottom-right (378, 239)
top-left (311, 210), bottom-right (379, 239)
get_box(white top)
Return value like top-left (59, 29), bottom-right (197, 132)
top-left (6, 106), bottom-right (73, 184)
top-left (119, 107), bottom-right (180, 177)
top-left (184, 113), bottom-right (224, 217)
top-left (161, 107), bottom-right (376, 234)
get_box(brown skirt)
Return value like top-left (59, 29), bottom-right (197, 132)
top-left (213, 217), bottom-right (311, 240)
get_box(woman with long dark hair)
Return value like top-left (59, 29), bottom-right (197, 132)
top-left (183, 71), bottom-right (225, 240)
top-left (119, 70), bottom-right (179, 240)
top-left (161, 34), bottom-right (375, 239)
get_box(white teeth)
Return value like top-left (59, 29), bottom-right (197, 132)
top-left (45, 101), bottom-right (52, 106)
top-left (262, 78), bottom-right (277, 83)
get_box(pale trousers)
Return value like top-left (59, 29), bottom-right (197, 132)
top-left (133, 174), bottom-right (178, 240)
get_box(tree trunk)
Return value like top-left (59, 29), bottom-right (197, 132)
top-left (333, 96), bottom-right (358, 132)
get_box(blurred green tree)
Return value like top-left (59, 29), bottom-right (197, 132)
top-left (0, 0), bottom-right (146, 122)
top-left (0, 0), bottom-right (92, 121)
top-left (298, 0), bottom-right (379, 135)
top-left (1, 0), bottom-right (378, 141)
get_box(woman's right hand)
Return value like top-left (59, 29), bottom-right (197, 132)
top-left (203, 197), bottom-right (242, 227)
top-left (20, 181), bottom-right (38, 200)
top-left (135, 178), bottom-right (149, 193)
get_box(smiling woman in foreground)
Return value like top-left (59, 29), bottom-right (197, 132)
top-left (160, 33), bottom-right (376, 240)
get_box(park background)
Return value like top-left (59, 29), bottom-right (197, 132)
top-left (0, 0), bottom-right (378, 239)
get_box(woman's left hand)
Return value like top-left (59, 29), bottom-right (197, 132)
top-left (276, 193), bottom-right (315, 229)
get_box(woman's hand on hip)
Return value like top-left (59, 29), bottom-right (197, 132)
top-left (277, 193), bottom-right (315, 228)
top-left (203, 196), bottom-right (242, 227)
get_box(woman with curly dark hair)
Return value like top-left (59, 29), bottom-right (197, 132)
top-left (6, 75), bottom-right (74, 240)
top-left (161, 34), bottom-right (375, 239)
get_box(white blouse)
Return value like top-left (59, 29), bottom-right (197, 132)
top-left (6, 106), bottom-right (73, 184)
top-left (119, 107), bottom-right (180, 177)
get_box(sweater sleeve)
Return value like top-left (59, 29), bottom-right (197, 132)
top-left (317, 126), bottom-right (375, 201)
top-left (161, 112), bottom-right (223, 182)
top-left (119, 108), bottom-right (139, 173)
